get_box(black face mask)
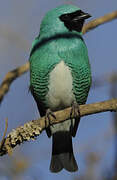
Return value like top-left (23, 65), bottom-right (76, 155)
top-left (59, 10), bottom-right (91, 32)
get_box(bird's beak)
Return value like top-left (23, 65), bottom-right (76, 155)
top-left (59, 10), bottom-right (91, 23)
top-left (72, 12), bottom-right (91, 22)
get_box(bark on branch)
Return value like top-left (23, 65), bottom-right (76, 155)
top-left (0, 10), bottom-right (117, 104)
top-left (0, 63), bottom-right (29, 103)
top-left (0, 99), bottom-right (117, 156)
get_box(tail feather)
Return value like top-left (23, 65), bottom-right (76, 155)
top-left (50, 131), bottom-right (78, 173)
top-left (50, 154), bottom-right (63, 172)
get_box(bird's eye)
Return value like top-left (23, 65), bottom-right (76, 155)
top-left (64, 14), bottom-right (69, 18)
top-left (59, 14), bottom-right (69, 21)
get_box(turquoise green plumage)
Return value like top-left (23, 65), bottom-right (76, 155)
top-left (29, 4), bottom-right (92, 172)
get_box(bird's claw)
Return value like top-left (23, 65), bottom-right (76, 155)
top-left (45, 109), bottom-right (56, 128)
top-left (70, 101), bottom-right (80, 119)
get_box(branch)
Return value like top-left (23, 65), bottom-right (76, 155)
top-left (0, 10), bottom-right (117, 104)
top-left (0, 63), bottom-right (29, 103)
top-left (82, 10), bottom-right (117, 34)
top-left (0, 99), bottom-right (117, 156)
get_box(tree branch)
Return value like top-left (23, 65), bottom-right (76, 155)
top-left (82, 10), bottom-right (117, 34)
top-left (0, 10), bottom-right (117, 104)
top-left (0, 99), bottom-right (117, 156)
top-left (0, 63), bottom-right (29, 103)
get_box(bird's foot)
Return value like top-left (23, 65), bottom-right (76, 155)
top-left (45, 109), bottom-right (56, 128)
top-left (70, 101), bottom-right (80, 119)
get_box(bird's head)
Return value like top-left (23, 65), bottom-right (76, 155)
top-left (59, 8), bottom-right (91, 32)
top-left (40, 4), bottom-right (91, 36)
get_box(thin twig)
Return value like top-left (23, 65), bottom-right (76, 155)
top-left (0, 10), bottom-right (117, 104)
top-left (0, 99), bottom-right (117, 156)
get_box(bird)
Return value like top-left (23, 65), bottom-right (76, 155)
top-left (29, 4), bottom-right (92, 173)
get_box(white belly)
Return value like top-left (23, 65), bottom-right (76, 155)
top-left (46, 60), bottom-right (75, 111)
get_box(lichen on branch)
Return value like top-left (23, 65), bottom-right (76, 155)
top-left (0, 99), bottom-right (117, 156)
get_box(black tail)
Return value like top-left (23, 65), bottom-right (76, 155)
top-left (50, 131), bottom-right (78, 173)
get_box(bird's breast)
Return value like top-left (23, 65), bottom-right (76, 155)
top-left (46, 60), bottom-right (75, 111)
